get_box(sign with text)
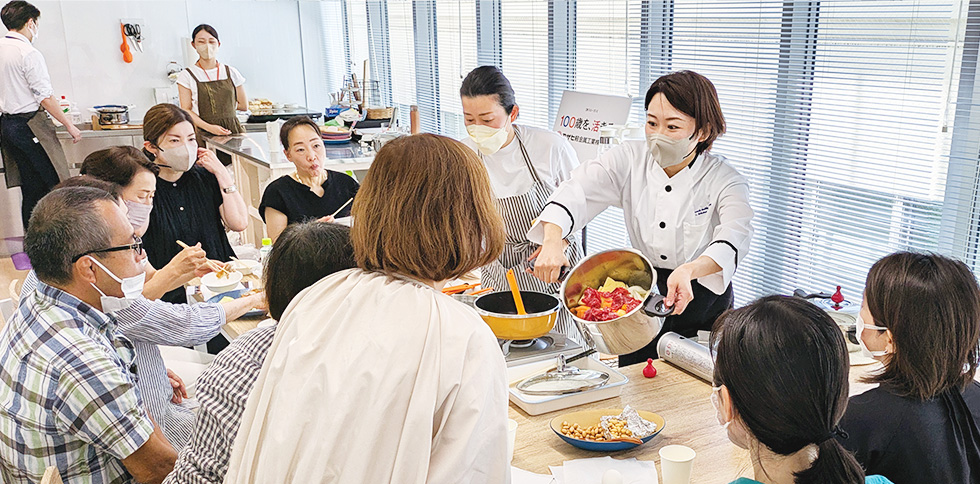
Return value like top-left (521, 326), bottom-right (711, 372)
top-left (552, 91), bottom-right (633, 163)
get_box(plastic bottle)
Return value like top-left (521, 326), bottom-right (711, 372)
top-left (259, 238), bottom-right (273, 263)
top-left (58, 96), bottom-right (70, 114)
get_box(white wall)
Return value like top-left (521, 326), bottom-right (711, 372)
top-left (30, 0), bottom-right (319, 121)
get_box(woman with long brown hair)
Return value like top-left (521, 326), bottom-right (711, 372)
top-left (223, 134), bottom-right (510, 483)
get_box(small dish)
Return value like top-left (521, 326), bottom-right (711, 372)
top-left (550, 408), bottom-right (664, 451)
top-left (229, 259), bottom-right (260, 275)
top-left (207, 289), bottom-right (266, 318)
top-left (201, 270), bottom-right (243, 293)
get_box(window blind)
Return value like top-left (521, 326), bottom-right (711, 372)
top-left (333, 0), bottom-right (979, 305)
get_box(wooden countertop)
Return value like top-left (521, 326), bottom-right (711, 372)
top-left (509, 361), bottom-right (751, 480)
top-left (509, 360), bottom-right (881, 480)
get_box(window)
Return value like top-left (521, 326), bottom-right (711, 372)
top-left (332, 0), bottom-right (980, 305)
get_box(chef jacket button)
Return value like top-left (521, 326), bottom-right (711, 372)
top-left (665, 185), bottom-right (672, 192)
top-left (179, 206), bottom-right (184, 211)
top-left (659, 222), bottom-right (666, 229)
top-left (172, 183), bottom-right (177, 187)
top-left (660, 255), bottom-right (667, 260)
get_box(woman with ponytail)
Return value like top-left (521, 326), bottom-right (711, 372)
top-left (838, 252), bottom-right (980, 484)
top-left (710, 296), bottom-right (892, 484)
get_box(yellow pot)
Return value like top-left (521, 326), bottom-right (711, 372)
top-left (474, 291), bottom-right (560, 340)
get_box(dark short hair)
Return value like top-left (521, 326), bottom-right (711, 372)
top-left (864, 252), bottom-right (980, 400)
top-left (460, 66), bottom-right (517, 115)
top-left (711, 296), bottom-right (865, 484)
top-left (81, 146), bottom-right (158, 187)
top-left (263, 222), bottom-right (356, 320)
top-left (192, 24), bottom-right (219, 42)
top-left (54, 175), bottom-right (122, 200)
top-left (25, 187), bottom-right (116, 286)
top-left (1, 1), bottom-right (39, 31)
top-left (279, 116), bottom-right (323, 149)
top-left (142, 103), bottom-right (194, 160)
top-left (644, 70), bottom-right (726, 156)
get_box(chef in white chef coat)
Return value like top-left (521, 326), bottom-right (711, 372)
top-left (460, 66), bottom-right (583, 334)
top-left (528, 70), bottom-right (754, 365)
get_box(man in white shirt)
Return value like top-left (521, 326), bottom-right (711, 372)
top-left (0, 1), bottom-right (80, 229)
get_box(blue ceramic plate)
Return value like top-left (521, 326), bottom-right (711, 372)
top-left (323, 138), bottom-right (352, 145)
top-left (207, 289), bottom-right (265, 318)
top-left (550, 408), bottom-right (665, 451)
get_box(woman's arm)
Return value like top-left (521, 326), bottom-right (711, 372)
top-left (178, 84), bottom-right (231, 136)
top-left (235, 85), bottom-right (248, 111)
top-left (141, 244), bottom-right (209, 300)
top-left (264, 207), bottom-right (288, 243)
top-left (197, 148), bottom-right (249, 231)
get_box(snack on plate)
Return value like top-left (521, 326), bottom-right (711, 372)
top-left (570, 277), bottom-right (649, 322)
top-left (559, 406), bottom-right (657, 441)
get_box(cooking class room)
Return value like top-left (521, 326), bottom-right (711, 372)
top-left (0, 0), bottom-right (977, 483)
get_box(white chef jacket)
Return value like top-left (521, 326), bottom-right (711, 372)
top-left (461, 124), bottom-right (578, 198)
top-left (223, 268), bottom-right (511, 484)
top-left (0, 31), bottom-right (52, 114)
top-left (176, 64), bottom-right (245, 115)
top-left (527, 140), bottom-right (754, 295)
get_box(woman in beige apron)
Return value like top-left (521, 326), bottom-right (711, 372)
top-left (176, 24), bottom-right (246, 150)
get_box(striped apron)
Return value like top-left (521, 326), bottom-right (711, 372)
top-left (481, 128), bottom-right (583, 336)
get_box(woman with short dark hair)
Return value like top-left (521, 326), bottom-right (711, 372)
top-left (530, 70), bottom-right (755, 365)
top-left (839, 251), bottom-right (980, 484)
top-left (224, 134), bottom-right (510, 483)
top-left (711, 296), bottom-right (892, 484)
top-left (165, 222), bottom-right (355, 484)
top-left (459, 66), bottom-right (582, 331)
top-left (258, 116), bottom-right (359, 242)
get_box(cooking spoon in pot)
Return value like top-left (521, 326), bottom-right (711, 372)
top-left (505, 268), bottom-right (527, 315)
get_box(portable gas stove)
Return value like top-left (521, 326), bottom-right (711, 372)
top-left (499, 330), bottom-right (584, 367)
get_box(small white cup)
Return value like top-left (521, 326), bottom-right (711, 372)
top-left (506, 419), bottom-right (519, 463)
top-left (659, 444), bottom-right (696, 484)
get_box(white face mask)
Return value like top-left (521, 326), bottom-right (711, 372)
top-left (196, 43), bottom-right (218, 61)
top-left (88, 256), bottom-right (145, 314)
top-left (156, 143), bottom-right (197, 172)
top-left (124, 200), bottom-right (153, 233)
top-left (466, 124), bottom-right (510, 156)
top-left (710, 386), bottom-right (730, 429)
top-left (855, 312), bottom-right (889, 358)
top-left (27, 21), bottom-right (38, 43)
top-left (646, 133), bottom-right (697, 168)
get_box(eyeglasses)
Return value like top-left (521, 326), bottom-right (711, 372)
top-left (72, 235), bottom-right (144, 262)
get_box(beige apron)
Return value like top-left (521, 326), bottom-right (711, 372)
top-left (1, 109), bottom-right (70, 189)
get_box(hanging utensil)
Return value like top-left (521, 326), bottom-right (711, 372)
top-left (120, 24), bottom-right (133, 63)
top-left (123, 23), bottom-right (142, 53)
top-left (505, 268), bottom-right (526, 315)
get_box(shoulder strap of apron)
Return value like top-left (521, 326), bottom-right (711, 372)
top-left (513, 127), bottom-right (544, 184)
top-left (186, 67), bottom-right (202, 83)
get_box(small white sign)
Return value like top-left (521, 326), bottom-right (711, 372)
top-left (552, 91), bottom-right (633, 162)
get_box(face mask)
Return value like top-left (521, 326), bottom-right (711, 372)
top-left (156, 143), bottom-right (197, 172)
top-left (466, 124), bottom-right (509, 156)
top-left (196, 44), bottom-right (218, 60)
top-left (28, 21), bottom-right (38, 43)
top-left (855, 312), bottom-right (889, 358)
top-left (710, 386), bottom-right (730, 429)
top-left (124, 200), bottom-right (153, 232)
top-left (88, 256), bottom-right (145, 314)
top-left (646, 133), bottom-right (697, 168)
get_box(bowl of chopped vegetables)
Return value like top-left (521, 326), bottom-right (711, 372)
top-left (561, 249), bottom-right (672, 355)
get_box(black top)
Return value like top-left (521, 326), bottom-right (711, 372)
top-left (258, 171), bottom-right (359, 224)
top-left (143, 166), bottom-right (237, 303)
top-left (838, 381), bottom-right (980, 484)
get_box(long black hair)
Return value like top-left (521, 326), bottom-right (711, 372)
top-left (711, 296), bottom-right (865, 484)
top-left (460, 66), bottom-right (517, 114)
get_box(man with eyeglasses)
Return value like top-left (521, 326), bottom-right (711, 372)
top-left (0, 186), bottom-right (176, 484)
